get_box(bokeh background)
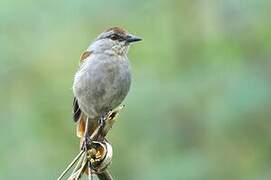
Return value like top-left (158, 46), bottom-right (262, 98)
top-left (1, 0), bottom-right (271, 179)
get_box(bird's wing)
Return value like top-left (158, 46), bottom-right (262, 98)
top-left (72, 50), bottom-right (94, 137)
top-left (72, 97), bottom-right (81, 122)
top-left (80, 51), bottom-right (92, 64)
top-left (72, 51), bottom-right (93, 137)
top-left (72, 97), bottom-right (86, 137)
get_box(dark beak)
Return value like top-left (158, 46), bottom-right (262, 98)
top-left (126, 34), bottom-right (142, 43)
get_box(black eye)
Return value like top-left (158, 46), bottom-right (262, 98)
top-left (110, 34), bottom-right (119, 40)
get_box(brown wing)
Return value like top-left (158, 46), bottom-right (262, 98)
top-left (80, 51), bottom-right (92, 63)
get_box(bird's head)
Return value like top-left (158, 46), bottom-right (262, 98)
top-left (88, 27), bottom-right (142, 56)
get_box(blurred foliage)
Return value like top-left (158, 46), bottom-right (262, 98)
top-left (1, 0), bottom-right (271, 179)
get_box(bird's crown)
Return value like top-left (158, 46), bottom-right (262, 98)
top-left (88, 26), bottom-right (141, 56)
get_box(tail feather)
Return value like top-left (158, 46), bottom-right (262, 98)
top-left (76, 116), bottom-right (86, 138)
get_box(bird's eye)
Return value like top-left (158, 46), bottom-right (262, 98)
top-left (110, 34), bottom-right (119, 40)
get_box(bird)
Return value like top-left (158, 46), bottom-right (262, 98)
top-left (72, 27), bottom-right (141, 148)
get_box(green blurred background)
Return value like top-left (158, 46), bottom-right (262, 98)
top-left (1, 0), bottom-right (271, 179)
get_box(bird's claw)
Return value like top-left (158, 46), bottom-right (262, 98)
top-left (98, 116), bottom-right (105, 127)
top-left (81, 136), bottom-right (92, 151)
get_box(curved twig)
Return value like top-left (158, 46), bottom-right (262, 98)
top-left (58, 106), bottom-right (123, 180)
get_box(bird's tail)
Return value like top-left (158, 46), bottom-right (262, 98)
top-left (76, 116), bottom-right (99, 148)
top-left (76, 116), bottom-right (86, 138)
top-left (77, 116), bottom-right (101, 175)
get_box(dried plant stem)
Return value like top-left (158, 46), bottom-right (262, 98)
top-left (57, 150), bottom-right (84, 180)
top-left (74, 158), bottom-right (88, 180)
top-left (97, 170), bottom-right (113, 180)
top-left (71, 152), bottom-right (86, 175)
top-left (88, 162), bottom-right (93, 180)
top-left (58, 106), bottom-right (123, 180)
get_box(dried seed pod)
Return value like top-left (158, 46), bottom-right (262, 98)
top-left (87, 141), bottom-right (113, 173)
top-left (101, 105), bottom-right (125, 137)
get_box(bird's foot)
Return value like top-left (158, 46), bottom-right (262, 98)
top-left (99, 116), bottom-right (105, 127)
top-left (81, 135), bottom-right (92, 151)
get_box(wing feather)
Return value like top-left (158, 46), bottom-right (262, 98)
top-left (80, 51), bottom-right (92, 63)
top-left (72, 50), bottom-right (93, 137)
top-left (72, 97), bottom-right (81, 122)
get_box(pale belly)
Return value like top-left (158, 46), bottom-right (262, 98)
top-left (73, 55), bottom-right (131, 118)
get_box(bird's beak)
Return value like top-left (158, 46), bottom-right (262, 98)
top-left (125, 34), bottom-right (142, 43)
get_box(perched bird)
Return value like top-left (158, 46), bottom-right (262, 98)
top-left (72, 27), bottom-right (141, 147)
